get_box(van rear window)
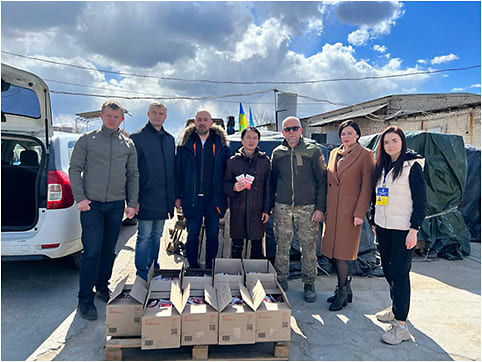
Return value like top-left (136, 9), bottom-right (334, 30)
top-left (1, 83), bottom-right (41, 119)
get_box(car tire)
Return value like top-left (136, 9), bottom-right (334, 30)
top-left (71, 251), bottom-right (82, 269)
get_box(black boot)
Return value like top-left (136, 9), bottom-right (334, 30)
top-left (231, 239), bottom-right (244, 258)
top-left (329, 284), bottom-right (349, 311)
top-left (327, 276), bottom-right (352, 303)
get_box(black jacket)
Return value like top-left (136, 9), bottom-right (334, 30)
top-left (224, 147), bottom-right (271, 240)
top-left (175, 125), bottom-right (230, 219)
top-left (130, 122), bottom-right (176, 220)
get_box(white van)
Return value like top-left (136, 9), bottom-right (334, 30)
top-left (1, 63), bottom-right (83, 267)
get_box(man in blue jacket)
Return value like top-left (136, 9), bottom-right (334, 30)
top-left (130, 102), bottom-right (176, 280)
top-left (175, 110), bottom-right (230, 268)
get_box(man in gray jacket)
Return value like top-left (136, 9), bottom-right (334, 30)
top-left (69, 100), bottom-right (139, 320)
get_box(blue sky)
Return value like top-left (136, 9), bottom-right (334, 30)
top-left (2, 1), bottom-right (480, 136)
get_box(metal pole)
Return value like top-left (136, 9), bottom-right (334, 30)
top-left (274, 89), bottom-right (279, 130)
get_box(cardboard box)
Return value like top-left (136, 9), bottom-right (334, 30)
top-left (213, 258), bottom-right (244, 291)
top-left (180, 281), bottom-right (219, 346)
top-left (182, 268), bottom-right (212, 290)
top-left (150, 268), bottom-right (182, 292)
top-left (106, 274), bottom-right (150, 337)
top-left (216, 281), bottom-right (264, 345)
top-left (141, 280), bottom-right (184, 350)
top-left (242, 259), bottom-right (277, 290)
top-left (255, 280), bottom-right (292, 342)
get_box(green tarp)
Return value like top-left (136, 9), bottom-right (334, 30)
top-left (360, 131), bottom-right (471, 260)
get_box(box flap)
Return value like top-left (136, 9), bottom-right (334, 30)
top-left (179, 280), bottom-right (191, 313)
top-left (108, 275), bottom-right (129, 304)
top-left (147, 263), bottom-right (154, 284)
top-left (275, 280), bottom-right (291, 308)
top-left (170, 280), bottom-right (184, 315)
top-left (214, 258), bottom-right (243, 274)
top-left (129, 275), bottom-right (148, 304)
top-left (238, 281), bottom-right (257, 311)
top-left (250, 279), bottom-right (266, 311)
top-left (204, 284), bottom-right (218, 311)
top-left (216, 283), bottom-right (232, 312)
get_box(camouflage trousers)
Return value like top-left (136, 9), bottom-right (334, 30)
top-left (273, 202), bottom-right (318, 284)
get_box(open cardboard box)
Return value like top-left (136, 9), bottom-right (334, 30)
top-left (242, 259), bottom-right (277, 290)
top-left (106, 266), bottom-right (154, 337)
top-left (216, 281), bottom-right (265, 345)
top-left (182, 267), bottom-right (212, 290)
top-left (255, 279), bottom-right (292, 342)
top-left (180, 281), bottom-right (219, 346)
top-left (141, 280), bottom-right (184, 350)
top-left (150, 268), bottom-right (182, 292)
top-left (213, 258), bottom-right (244, 291)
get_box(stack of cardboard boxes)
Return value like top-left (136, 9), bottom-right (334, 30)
top-left (106, 259), bottom-right (291, 350)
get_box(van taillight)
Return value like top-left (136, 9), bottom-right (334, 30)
top-left (47, 170), bottom-right (74, 209)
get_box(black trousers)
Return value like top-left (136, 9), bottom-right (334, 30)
top-left (231, 239), bottom-right (263, 259)
top-left (78, 200), bottom-right (124, 303)
top-left (376, 225), bottom-right (415, 321)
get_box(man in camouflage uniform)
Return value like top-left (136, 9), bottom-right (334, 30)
top-left (271, 116), bottom-right (327, 302)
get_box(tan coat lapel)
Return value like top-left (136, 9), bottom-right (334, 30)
top-left (336, 143), bottom-right (362, 179)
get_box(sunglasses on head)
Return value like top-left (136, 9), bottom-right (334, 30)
top-left (283, 126), bottom-right (300, 132)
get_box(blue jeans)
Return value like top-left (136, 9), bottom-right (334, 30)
top-left (78, 200), bottom-right (124, 303)
top-left (135, 219), bottom-right (165, 280)
top-left (186, 196), bottom-right (220, 269)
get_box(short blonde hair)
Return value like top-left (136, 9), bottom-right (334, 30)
top-left (148, 101), bottom-right (167, 113)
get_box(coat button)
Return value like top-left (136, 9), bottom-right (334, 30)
top-left (329, 183), bottom-right (332, 187)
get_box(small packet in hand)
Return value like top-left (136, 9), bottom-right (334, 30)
top-left (245, 174), bottom-right (255, 190)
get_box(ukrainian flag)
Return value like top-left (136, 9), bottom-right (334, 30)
top-left (239, 103), bottom-right (247, 132)
top-left (249, 107), bottom-right (255, 127)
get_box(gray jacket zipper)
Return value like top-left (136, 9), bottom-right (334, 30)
top-left (104, 133), bottom-right (113, 201)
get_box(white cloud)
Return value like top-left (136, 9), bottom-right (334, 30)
top-left (451, 87), bottom-right (466, 92)
top-left (233, 19), bottom-right (291, 62)
top-left (470, 84), bottom-right (481, 88)
top-left (2, 2), bottom-right (432, 137)
top-left (417, 59), bottom-right (427, 64)
top-left (339, 1), bottom-right (404, 46)
top-left (431, 53), bottom-right (459, 64)
top-left (373, 44), bottom-right (387, 53)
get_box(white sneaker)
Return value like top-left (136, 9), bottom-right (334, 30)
top-left (382, 323), bottom-right (412, 345)
top-left (376, 307), bottom-right (395, 323)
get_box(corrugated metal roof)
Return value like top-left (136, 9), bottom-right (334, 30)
top-left (310, 103), bottom-right (387, 126)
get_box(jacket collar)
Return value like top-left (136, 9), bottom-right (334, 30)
top-left (281, 136), bottom-right (305, 149)
top-left (179, 124), bottom-right (229, 148)
top-left (237, 146), bottom-right (262, 159)
top-left (146, 121), bottom-right (164, 134)
top-left (101, 125), bottom-right (120, 135)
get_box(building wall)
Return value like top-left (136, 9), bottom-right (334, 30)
top-left (307, 105), bottom-right (481, 147)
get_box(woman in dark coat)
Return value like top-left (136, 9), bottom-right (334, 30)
top-left (322, 120), bottom-right (374, 311)
top-left (223, 127), bottom-right (271, 258)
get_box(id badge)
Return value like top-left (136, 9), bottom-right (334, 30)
top-left (376, 187), bottom-right (389, 206)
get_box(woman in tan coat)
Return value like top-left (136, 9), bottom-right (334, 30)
top-left (322, 120), bottom-right (374, 311)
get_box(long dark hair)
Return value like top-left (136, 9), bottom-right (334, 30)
top-left (373, 126), bottom-right (408, 185)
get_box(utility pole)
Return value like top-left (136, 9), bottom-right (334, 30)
top-left (274, 88), bottom-right (279, 130)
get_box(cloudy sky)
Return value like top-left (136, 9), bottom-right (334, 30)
top-left (2, 1), bottom-right (480, 136)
